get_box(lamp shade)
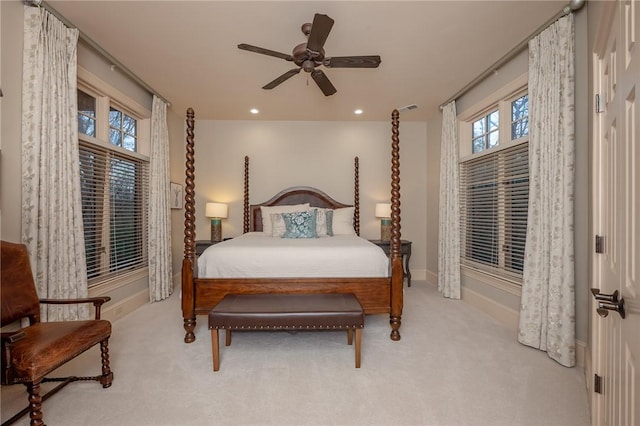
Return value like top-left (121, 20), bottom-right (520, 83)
top-left (205, 202), bottom-right (228, 219)
top-left (374, 203), bottom-right (391, 218)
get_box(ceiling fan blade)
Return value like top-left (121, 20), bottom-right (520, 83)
top-left (324, 55), bottom-right (382, 68)
top-left (306, 14), bottom-right (334, 54)
top-left (262, 68), bottom-right (301, 89)
top-left (238, 43), bottom-right (293, 61)
top-left (311, 69), bottom-right (337, 96)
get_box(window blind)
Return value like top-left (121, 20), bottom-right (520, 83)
top-left (79, 141), bottom-right (149, 284)
top-left (460, 142), bottom-right (529, 280)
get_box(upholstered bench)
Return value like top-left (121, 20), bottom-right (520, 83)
top-left (208, 293), bottom-right (365, 371)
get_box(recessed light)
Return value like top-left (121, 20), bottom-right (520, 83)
top-left (354, 109), bottom-right (363, 115)
top-left (250, 108), bottom-right (259, 114)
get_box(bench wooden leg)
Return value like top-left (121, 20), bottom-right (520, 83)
top-left (226, 330), bottom-right (232, 346)
top-left (355, 328), bottom-right (362, 368)
top-left (211, 329), bottom-right (220, 372)
top-left (347, 328), bottom-right (353, 345)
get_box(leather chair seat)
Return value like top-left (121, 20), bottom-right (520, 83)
top-left (8, 320), bottom-right (111, 383)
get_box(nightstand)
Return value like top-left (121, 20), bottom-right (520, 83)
top-left (369, 239), bottom-right (412, 287)
top-left (195, 239), bottom-right (231, 256)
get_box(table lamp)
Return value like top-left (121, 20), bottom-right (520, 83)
top-left (375, 203), bottom-right (391, 241)
top-left (205, 202), bottom-right (228, 242)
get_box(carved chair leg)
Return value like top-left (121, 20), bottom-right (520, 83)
top-left (99, 339), bottom-right (114, 388)
top-left (26, 381), bottom-right (45, 426)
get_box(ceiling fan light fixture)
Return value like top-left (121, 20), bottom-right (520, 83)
top-left (354, 109), bottom-right (363, 115)
top-left (302, 60), bottom-right (315, 73)
top-left (250, 108), bottom-right (259, 114)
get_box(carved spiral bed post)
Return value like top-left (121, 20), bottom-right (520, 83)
top-left (243, 156), bottom-right (250, 234)
top-left (354, 156), bottom-right (360, 236)
top-left (389, 109), bottom-right (403, 341)
top-left (182, 108), bottom-right (197, 343)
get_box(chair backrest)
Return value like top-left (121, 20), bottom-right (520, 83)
top-left (1, 241), bottom-right (41, 326)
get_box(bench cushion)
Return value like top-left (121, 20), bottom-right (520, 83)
top-left (209, 293), bottom-right (364, 330)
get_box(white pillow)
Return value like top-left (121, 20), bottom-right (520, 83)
top-left (315, 208), bottom-right (331, 237)
top-left (270, 213), bottom-right (287, 237)
top-left (261, 203), bottom-right (310, 235)
top-left (331, 207), bottom-right (356, 235)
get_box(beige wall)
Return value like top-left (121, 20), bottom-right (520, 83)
top-left (424, 112), bottom-right (441, 284)
top-left (168, 109), bottom-right (186, 287)
top-left (170, 119), bottom-right (429, 279)
top-left (1, 1), bottom-right (24, 242)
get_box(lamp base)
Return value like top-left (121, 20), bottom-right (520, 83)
top-left (380, 218), bottom-right (391, 242)
top-left (211, 218), bottom-right (222, 242)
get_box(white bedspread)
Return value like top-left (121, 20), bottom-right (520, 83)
top-left (197, 232), bottom-right (389, 278)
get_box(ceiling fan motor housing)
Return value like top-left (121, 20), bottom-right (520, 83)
top-left (293, 42), bottom-right (324, 69)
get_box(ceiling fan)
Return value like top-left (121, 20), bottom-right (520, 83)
top-left (238, 13), bottom-right (381, 96)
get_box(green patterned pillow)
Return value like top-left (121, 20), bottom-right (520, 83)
top-left (282, 210), bottom-right (318, 239)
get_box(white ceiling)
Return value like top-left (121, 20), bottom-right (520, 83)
top-left (46, 1), bottom-right (567, 121)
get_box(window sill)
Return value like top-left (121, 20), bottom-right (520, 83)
top-left (460, 265), bottom-right (522, 297)
top-left (88, 267), bottom-right (149, 297)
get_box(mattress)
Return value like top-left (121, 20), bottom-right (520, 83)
top-left (197, 232), bottom-right (389, 278)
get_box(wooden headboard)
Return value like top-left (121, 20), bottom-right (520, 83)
top-left (243, 156), bottom-right (361, 235)
top-left (249, 186), bottom-right (353, 232)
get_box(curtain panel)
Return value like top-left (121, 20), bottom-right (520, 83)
top-left (21, 6), bottom-right (89, 321)
top-left (148, 96), bottom-right (173, 302)
top-left (438, 101), bottom-right (461, 299)
top-left (518, 14), bottom-right (576, 367)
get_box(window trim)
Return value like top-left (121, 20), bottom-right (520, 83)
top-left (458, 73), bottom-right (529, 286)
top-left (78, 67), bottom-right (151, 156)
top-left (78, 69), bottom-right (151, 289)
top-left (459, 73), bottom-right (528, 159)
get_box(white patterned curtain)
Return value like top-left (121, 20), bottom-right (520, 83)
top-left (21, 6), bottom-right (88, 321)
top-left (148, 95), bottom-right (173, 302)
top-left (518, 14), bottom-right (576, 367)
top-left (438, 101), bottom-right (461, 299)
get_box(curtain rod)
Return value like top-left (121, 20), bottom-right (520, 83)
top-left (27, 0), bottom-right (171, 106)
top-left (439, 0), bottom-right (585, 110)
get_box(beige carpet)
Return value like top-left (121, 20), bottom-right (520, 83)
top-left (1, 282), bottom-right (590, 426)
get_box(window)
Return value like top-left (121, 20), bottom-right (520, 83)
top-left (77, 87), bottom-right (149, 285)
top-left (460, 90), bottom-right (529, 281)
top-left (472, 109), bottom-right (499, 153)
top-left (109, 107), bottom-right (137, 151)
top-left (511, 94), bottom-right (529, 140)
top-left (78, 90), bottom-right (96, 137)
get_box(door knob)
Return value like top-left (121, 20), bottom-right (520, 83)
top-left (591, 288), bottom-right (620, 303)
top-left (591, 288), bottom-right (626, 319)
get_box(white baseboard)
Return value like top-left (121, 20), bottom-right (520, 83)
top-left (410, 268), bottom-right (428, 282)
top-left (425, 269), bottom-right (437, 286)
top-left (461, 285), bottom-right (586, 368)
top-left (461, 285), bottom-right (520, 332)
top-left (584, 343), bottom-right (592, 401)
top-left (576, 340), bottom-right (587, 370)
top-left (173, 272), bottom-right (181, 289)
top-left (101, 289), bottom-right (149, 323)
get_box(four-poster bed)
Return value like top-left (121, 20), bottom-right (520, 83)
top-left (180, 108), bottom-right (404, 343)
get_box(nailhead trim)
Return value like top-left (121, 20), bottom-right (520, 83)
top-left (210, 324), bottom-right (364, 330)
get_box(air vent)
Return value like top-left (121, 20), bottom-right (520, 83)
top-left (398, 104), bottom-right (418, 112)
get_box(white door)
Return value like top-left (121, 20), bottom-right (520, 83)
top-left (592, 1), bottom-right (640, 425)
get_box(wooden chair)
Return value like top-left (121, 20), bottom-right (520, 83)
top-left (1, 241), bottom-right (114, 426)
